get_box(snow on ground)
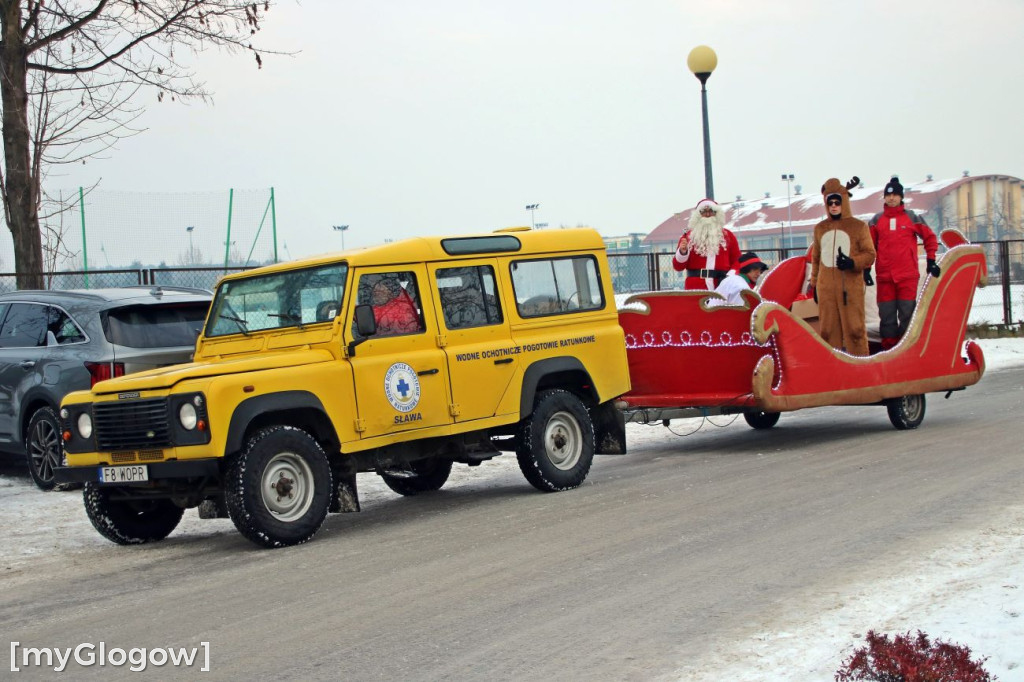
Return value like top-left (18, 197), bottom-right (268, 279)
top-left (1, 338), bottom-right (1023, 679)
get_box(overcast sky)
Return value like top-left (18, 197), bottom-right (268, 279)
top-left (47, 0), bottom-right (1024, 261)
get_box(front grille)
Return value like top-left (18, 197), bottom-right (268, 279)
top-left (110, 451), bottom-right (136, 463)
top-left (94, 398), bottom-right (171, 450)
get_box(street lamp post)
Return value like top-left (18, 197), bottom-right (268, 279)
top-left (186, 226), bottom-right (195, 263)
top-left (525, 204), bottom-right (539, 229)
top-left (332, 225), bottom-right (350, 250)
top-left (781, 174), bottom-right (794, 257)
top-left (687, 45), bottom-right (718, 200)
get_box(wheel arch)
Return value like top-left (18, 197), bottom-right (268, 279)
top-left (225, 391), bottom-right (339, 456)
top-left (19, 391), bottom-right (60, 446)
top-left (518, 357), bottom-right (598, 420)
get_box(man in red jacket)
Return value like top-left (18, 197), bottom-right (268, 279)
top-left (371, 277), bottom-right (421, 336)
top-left (868, 177), bottom-right (940, 350)
top-left (672, 198), bottom-right (741, 290)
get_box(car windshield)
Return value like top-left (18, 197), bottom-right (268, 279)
top-left (205, 262), bottom-right (348, 337)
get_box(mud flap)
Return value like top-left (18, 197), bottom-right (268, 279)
top-left (592, 401), bottom-right (627, 455)
top-left (330, 471), bottom-right (361, 513)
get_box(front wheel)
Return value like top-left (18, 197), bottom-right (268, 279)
top-left (381, 459), bottom-right (453, 496)
top-left (84, 484), bottom-right (185, 545)
top-left (743, 410), bottom-right (781, 430)
top-left (886, 394), bottom-right (926, 430)
top-left (516, 389), bottom-right (595, 492)
top-left (225, 426), bottom-right (333, 548)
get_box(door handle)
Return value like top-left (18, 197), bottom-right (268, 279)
top-left (417, 368), bottom-right (439, 376)
top-left (20, 361), bottom-right (36, 369)
top-left (494, 358), bottom-right (513, 365)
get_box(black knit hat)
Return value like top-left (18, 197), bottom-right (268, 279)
top-left (884, 176), bottom-right (904, 197)
top-left (738, 252), bottom-right (768, 274)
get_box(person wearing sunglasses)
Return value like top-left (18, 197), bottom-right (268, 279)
top-left (809, 176), bottom-right (876, 356)
top-left (867, 176), bottom-right (941, 351)
top-left (671, 198), bottom-right (741, 290)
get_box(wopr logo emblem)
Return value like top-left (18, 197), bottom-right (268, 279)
top-left (384, 362), bottom-right (420, 413)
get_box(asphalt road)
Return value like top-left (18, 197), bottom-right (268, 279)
top-left (3, 367), bottom-right (1023, 681)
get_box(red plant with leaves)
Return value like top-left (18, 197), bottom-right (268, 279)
top-left (835, 630), bottom-right (995, 682)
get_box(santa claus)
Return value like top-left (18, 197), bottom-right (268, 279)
top-left (672, 198), bottom-right (742, 290)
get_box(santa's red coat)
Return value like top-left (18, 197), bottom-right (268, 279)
top-left (671, 229), bottom-right (741, 290)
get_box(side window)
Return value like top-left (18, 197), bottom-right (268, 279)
top-left (0, 303), bottom-right (49, 348)
top-left (510, 256), bottom-right (604, 318)
top-left (355, 271), bottom-right (425, 337)
top-left (47, 307), bottom-right (86, 345)
top-left (436, 265), bottom-right (503, 330)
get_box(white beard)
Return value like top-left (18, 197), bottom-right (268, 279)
top-left (689, 217), bottom-right (726, 258)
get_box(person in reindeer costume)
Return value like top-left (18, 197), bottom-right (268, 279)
top-left (672, 198), bottom-right (742, 290)
top-left (868, 176), bottom-right (940, 350)
top-left (809, 176), bottom-right (876, 356)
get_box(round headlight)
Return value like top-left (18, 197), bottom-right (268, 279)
top-left (77, 413), bottom-right (93, 439)
top-left (179, 403), bottom-right (198, 430)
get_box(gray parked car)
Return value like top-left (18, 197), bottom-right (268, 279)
top-left (0, 286), bottom-right (212, 490)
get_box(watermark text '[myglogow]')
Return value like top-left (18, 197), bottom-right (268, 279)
top-left (10, 641), bottom-right (210, 672)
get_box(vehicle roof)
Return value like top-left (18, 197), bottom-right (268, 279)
top-left (217, 227), bottom-right (608, 283)
top-left (0, 286), bottom-right (212, 305)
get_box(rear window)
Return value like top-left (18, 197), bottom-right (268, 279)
top-left (103, 303), bottom-right (209, 348)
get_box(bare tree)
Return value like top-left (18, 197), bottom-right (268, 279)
top-left (1, 1), bottom-right (276, 289)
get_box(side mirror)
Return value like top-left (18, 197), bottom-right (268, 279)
top-left (347, 304), bottom-right (377, 357)
top-left (354, 304), bottom-right (377, 337)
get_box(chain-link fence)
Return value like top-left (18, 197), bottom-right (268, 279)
top-left (4, 240), bottom-right (1022, 326)
top-left (0, 267), bottom-right (252, 294)
top-left (624, 239), bottom-right (1024, 327)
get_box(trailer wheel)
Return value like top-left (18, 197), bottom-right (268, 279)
top-left (886, 394), bottom-right (926, 430)
top-left (225, 425), bottom-right (333, 548)
top-left (516, 389), bottom-right (595, 492)
top-left (743, 410), bottom-right (781, 430)
top-left (381, 459), bottom-right (453, 496)
top-left (84, 483), bottom-right (184, 545)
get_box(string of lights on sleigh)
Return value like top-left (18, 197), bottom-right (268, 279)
top-left (623, 328), bottom-right (785, 391)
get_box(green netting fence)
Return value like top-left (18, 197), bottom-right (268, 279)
top-left (0, 187), bottom-right (277, 277)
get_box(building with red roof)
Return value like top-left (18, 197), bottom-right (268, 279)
top-left (642, 173), bottom-right (1022, 258)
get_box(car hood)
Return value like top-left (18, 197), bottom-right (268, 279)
top-left (91, 349), bottom-right (335, 393)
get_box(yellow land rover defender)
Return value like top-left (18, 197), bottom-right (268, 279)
top-left (56, 228), bottom-right (631, 548)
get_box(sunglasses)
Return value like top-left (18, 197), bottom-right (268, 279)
top-left (827, 199), bottom-right (842, 207)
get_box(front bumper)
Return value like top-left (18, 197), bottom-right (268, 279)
top-left (54, 459), bottom-right (222, 484)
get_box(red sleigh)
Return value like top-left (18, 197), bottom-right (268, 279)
top-left (616, 230), bottom-right (986, 429)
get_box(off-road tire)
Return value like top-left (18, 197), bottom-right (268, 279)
top-left (27, 406), bottom-right (75, 491)
top-left (84, 483), bottom-right (185, 545)
top-left (225, 425), bottom-right (333, 548)
top-left (381, 459), bottom-right (453, 496)
top-left (516, 389), bottom-right (595, 492)
top-left (743, 410), bottom-right (781, 430)
top-left (886, 394), bottom-right (926, 430)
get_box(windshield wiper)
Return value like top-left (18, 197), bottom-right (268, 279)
top-left (268, 313), bottom-right (305, 329)
top-left (220, 314), bottom-right (250, 335)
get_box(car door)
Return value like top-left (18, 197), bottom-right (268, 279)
top-left (0, 303), bottom-right (51, 446)
top-left (428, 260), bottom-right (518, 422)
top-left (347, 266), bottom-right (453, 440)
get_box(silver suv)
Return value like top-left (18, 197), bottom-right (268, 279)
top-left (0, 286), bottom-right (212, 490)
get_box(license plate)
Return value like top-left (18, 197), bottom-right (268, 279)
top-left (99, 465), bottom-right (149, 483)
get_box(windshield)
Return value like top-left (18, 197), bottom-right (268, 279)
top-left (205, 262), bottom-right (348, 338)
